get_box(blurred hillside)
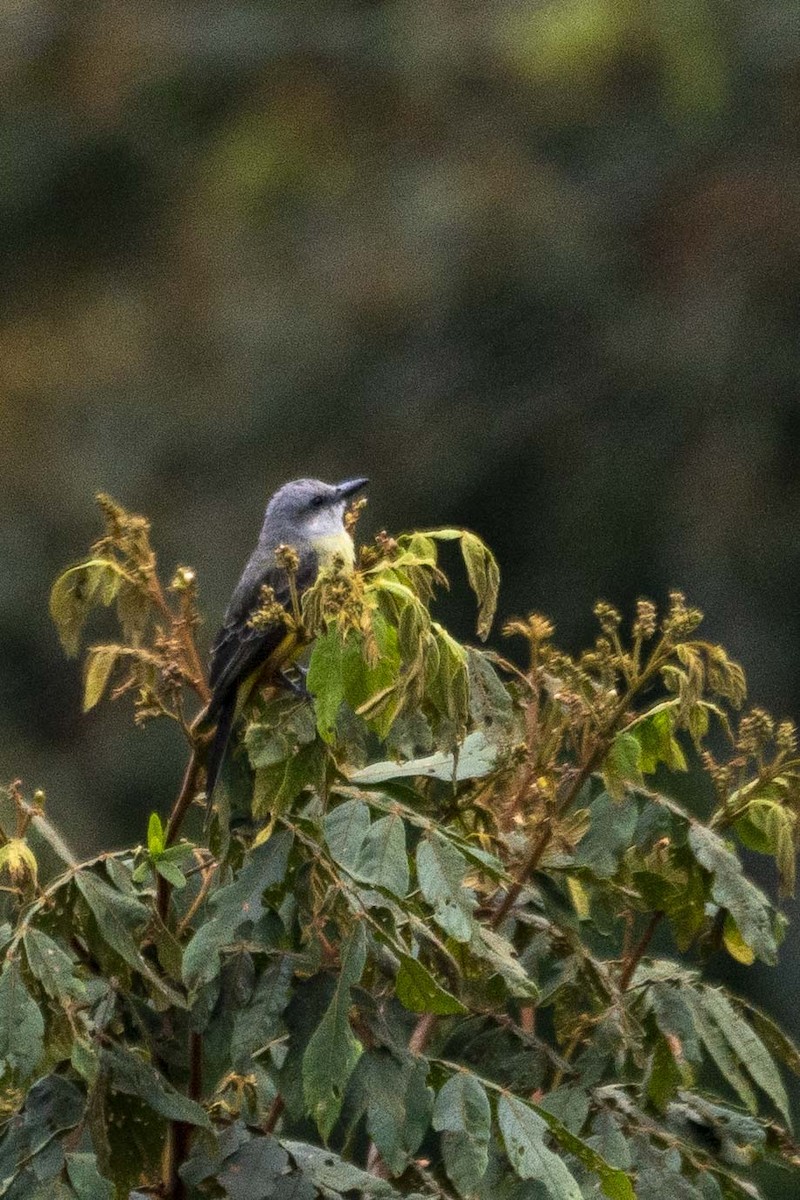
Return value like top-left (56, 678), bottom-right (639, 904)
top-left (3, 2), bottom-right (800, 1147)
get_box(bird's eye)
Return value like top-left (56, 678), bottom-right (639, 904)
top-left (310, 495), bottom-right (325, 509)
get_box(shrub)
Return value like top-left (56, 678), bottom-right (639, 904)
top-left (1, 494), bottom-right (799, 1199)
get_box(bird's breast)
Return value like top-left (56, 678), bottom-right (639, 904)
top-left (313, 530), bottom-right (355, 569)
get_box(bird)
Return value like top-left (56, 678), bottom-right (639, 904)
top-left (202, 476), bottom-right (369, 803)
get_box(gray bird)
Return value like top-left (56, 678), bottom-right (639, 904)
top-left (203, 476), bottom-right (369, 800)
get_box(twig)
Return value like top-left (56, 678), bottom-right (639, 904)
top-left (166, 749), bottom-right (203, 849)
top-left (366, 1143), bottom-right (391, 1179)
top-left (165, 1028), bottom-right (205, 1199)
top-left (146, 572), bottom-right (210, 706)
top-left (408, 1011), bottom-right (438, 1057)
top-left (189, 1031), bottom-right (203, 1101)
top-left (619, 911), bottom-right (664, 991)
top-left (491, 821), bottom-right (554, 927)
top-left (175, 855), bottom-right (218, 938)
top-left (158, 743), bottom-right (209, 1196)
top-left (264, 1094), bottom-right (285, 1134)
top-left (491, 641), bottom-right (673, 926)
top-left (156, 743), bottom-right (204, 921)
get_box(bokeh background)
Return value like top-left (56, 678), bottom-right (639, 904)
top-left (3, 0), bottom-right (800, 1171)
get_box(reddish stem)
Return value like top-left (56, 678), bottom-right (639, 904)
top-left (264, 1094), bottom-right (285, 1134)
top-left (619, 911), bottom-right (664, 991)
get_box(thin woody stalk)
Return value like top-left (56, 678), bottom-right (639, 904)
top-left (493, 634), bottom-right (674, 926)
top-left (156, 743), bottom-right (204, 921)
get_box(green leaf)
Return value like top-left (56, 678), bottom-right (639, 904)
top-left (71, 1038), bottom-right (99, 1087)
top-left (722, 913), bottom-right (756, 964)
top-left (575, 791), bottom-right (638, 878)
top-left (151, 914), bottom-right (184, 982)
top-left (459, 531), bottom-right (500, 640)
top-left (130, 861), bottom-right (150, 884)
top-left (497, 1094), bottom-right (582, 1198)
top-left (308, 619), bottom-right (401, 744)
top-left (537, 1086), bottom-right (589, 1135)
top-left (49, 559), bottom-right (124, 657)
top-left (246, 698), bottom-right (326, 819)
top-left (0, 1075), bottom-right (85, 1191)
top-left (232, 955), bottom-right (294, 1071)
top-left (183, 831), bottom-right (293, 990)
top-left (646, 978), bottom-right (701, 1064)
top-left (469, 926), bottom-right (539, 1000)
top-left (414, 528), bottom-right (499, 640)
top-left (281, 1139), bottom-right (403, 1196)
top-left (302, 923), bottom-right (367, 1140)
top-left (324, 799), bottom-right (371, 871)
top-left (466, 648), bottom-right (515, 737)
top-left (732, 788), bottom-right (789, 854)
top-left (23, 927), bottom-right (85, 1001)
top-left (147, 811), bottom-right (164, 854)
top-left (433, 1073), bottom-right (491, 1196)
top-left (602, 732), bottom-right (643, 801)
top-left (307, 625), bottom-right (348, 743)
top-left (682, 988), bottom-right (757, 1113)
top-left (349, 611), bottom-right (403, 738)
top-left (349, 1052), bottom-right (433, 1175)
top-left (416, 832), bottom-right (476, 942)
top-left (354, 813), bottom-right (409, 897)
top-left (733, 791), bottom-right (796, 896)
top-left (246, 697), bottom-right (318, 767)
top-left (217, 1136), bottom-right (291, 1199)
top-left (395, 953), bottom-right (467, 1015)
top-left (104, 1045), bottom-right (210, 1127)
top-left (534, 1102), bottom-right (635, 1200)
top-left (349, 730), bottom-right (497, 784)
top-left (698, 987), bottom-right (791, 1125)
top-left (0, 959), bottom-right (45, 1079)
top-left (738, 997), bottom-right (800, 1078)
top-left (252, 741), bottom-right (326, 821)
top-left (82, 645), bottom-right (121, 712)
top-left (647, 1034), bottom-right (683, 1111)
top-left (65, 1153), bottom-right (114, 1200)
top-left (429, 622), bottom-right (470, 729)
top-left (155, 859), bottom-right (187, 889)
top-left (688, 825), bottom-right (778, 964)
top-left (632, 707), bottom-right (687, 774)
top-left (75, 871), bottom-right (185, 1006)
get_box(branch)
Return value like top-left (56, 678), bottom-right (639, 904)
top-left (145, 569), bottom-right (210, 706)
top-left (264, 1094), bottom-right (285, 1134)
top-left (156, 745), bottom-right (204, 921)
top-left (491, 751), bottom-right (602, 927)
top-left (409, 1012), bottom-right (438, 1056)
top-left (491, 639), bottom-right (673, 925)
top-left (619, 911), bottom-right (664, 991)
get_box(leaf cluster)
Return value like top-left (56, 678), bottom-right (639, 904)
top-left (49, 494), bottom-right (210, 730)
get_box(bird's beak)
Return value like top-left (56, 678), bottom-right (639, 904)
top-left (335, 477), bottom-right (369, 499)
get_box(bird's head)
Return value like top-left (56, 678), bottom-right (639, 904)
top-left (262, 477), bottom-right (369, 548)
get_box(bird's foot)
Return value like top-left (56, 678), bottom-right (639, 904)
top-left (279, 664), bottom-right (310, 698)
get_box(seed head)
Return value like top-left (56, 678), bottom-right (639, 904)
top-left (633, 599), bottom-right (657, 640)
top-left (275, 543), bottom-right (300, 574)
top-left (593, 601), bottom-right (621, 636)
top-left (776, 720), bottom-right (797, 754)
top-left (664, 591), bottom-right (703, 639)
top-left (345, 496), bottom-right (368, 535)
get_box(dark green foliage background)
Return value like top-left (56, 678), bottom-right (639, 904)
top-left (2, 4), bottom-right (800, 1188)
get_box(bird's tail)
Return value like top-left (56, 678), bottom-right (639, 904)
top-left (204, 690), bottom-right (237, 813)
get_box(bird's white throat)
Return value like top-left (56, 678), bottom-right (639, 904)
top-left (313, 528), bottom-right (355, 569)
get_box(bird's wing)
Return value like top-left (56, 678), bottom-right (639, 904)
top-left (207, 547), bottom-right (318, 711)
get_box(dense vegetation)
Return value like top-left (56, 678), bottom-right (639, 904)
top-left (1, 495), bottom-right (799, 1198)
